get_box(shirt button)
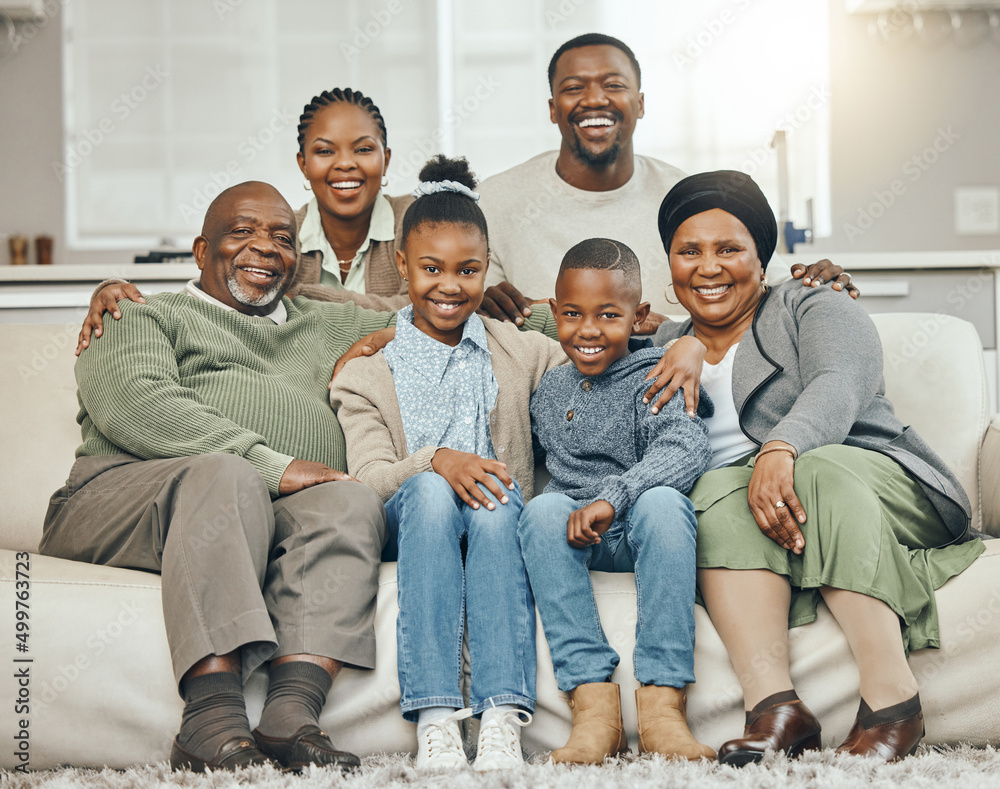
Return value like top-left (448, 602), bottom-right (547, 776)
top-left (497, 446), bottom-right (505, 454)
top-left (566, 409), bottom-right (574, 421)
top-left (581, 380), bottom-right (592, 391)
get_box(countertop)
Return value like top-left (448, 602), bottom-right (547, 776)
top-left (0, 263), bottom-right (198, 282)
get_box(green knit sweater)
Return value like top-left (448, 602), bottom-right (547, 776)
top-left (75, 292), bottom-right (394, 494)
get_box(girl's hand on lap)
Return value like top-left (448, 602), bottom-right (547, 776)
top-left (643, 336), bottom-right (707, 416)
top-left (431, 448), bottom-right (515, 510)
top-left (747, 449), bottom-right (806, 554)
top-left (566, 500), bottom-right (615, 548)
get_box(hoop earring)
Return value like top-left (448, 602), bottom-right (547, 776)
top-left (303, 178), bottom-right (312, 191)
top-left (664, 282), bottom-right (680, 306)
top-left (382, 175), bottom-right (389, 188)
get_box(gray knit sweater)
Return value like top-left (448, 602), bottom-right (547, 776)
top-left (531, 346), bottom-right (714, 528)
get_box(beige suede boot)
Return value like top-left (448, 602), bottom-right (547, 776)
top-left (549, 683), bottom-right (629, 764)
top-left (636, 685), bottom-right (716, 760)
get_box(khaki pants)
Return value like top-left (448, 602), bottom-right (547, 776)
top-left (41, 453), bottom-right (387, 687)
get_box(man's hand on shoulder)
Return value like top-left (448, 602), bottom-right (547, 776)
top-left (279, 459), bottom-right (356, 495)
top-left (789, 259), bottom-right (860, 299)
top-left (330, 327), bottom-right (396, 387)
top-left (480, 282), bottom-right (537, 325)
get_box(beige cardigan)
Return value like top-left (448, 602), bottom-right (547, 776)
top-left (288, 193), bottom-right (414, 312)
top-left (330, 318), bottom-right (567, 503)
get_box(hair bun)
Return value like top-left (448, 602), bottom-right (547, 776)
top-left (418, 155), bottom-right (478, 191)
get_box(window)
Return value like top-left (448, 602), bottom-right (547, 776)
top-left (62, 0), bottom-right (829, 247)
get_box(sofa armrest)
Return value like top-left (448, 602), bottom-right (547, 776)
top-left (980, 414), bottom-right (1000, 537)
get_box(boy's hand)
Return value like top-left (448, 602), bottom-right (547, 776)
top-left (431, 448), bottom-right (515, 511)
top-left (76, 282), bottom-right (146, 355)
top-left (567, 500), bottom-right (615, 548)
top-left (643, 336), bottom-right (707, 416)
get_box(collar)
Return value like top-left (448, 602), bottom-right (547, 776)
top-left (184, 280), bottom-right (288, 324)
top-left (389, 305), bottom-right (491, 381)
top-left (299, 192), bottom-right (395, 258)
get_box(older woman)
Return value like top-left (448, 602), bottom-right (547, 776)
top-left (652, 171), bottom-right (984, 765)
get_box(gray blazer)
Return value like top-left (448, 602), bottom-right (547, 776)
top-left (653, 280), bottom-right (972, 543)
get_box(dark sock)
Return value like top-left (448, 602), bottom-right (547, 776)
top-left (858, 693), bottom-right (921, 729)
top-left (255, 660), bottom-right (332, 739)
top-left (747, 689), bottom-right (800, 725)
top-left (177, 671), bottom-right (253, 758)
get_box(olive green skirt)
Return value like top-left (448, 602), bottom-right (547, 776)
top-left (690, 444), bottom-right (984, 652)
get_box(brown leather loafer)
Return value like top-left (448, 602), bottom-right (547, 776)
top-left (835, 696), bottom-right (924, 761)
top-left (170, 734), bottom-right (274, 771)
top-left (718, 697), bottom-right (822, 767)
top-left (253, 725), bottom-right (361, 772)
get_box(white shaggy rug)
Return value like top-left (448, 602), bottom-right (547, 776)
top-left (4, 747), bottom-right (1000, 789)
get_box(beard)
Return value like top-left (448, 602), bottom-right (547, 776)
top-left (567, 117), bottom-right (624, 168)
top-left (225, 257), bottom-right (289, 308)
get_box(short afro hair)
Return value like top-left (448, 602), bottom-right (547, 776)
top-left (557, 237), bottom-right (641, 298)
top-left (547, 33), bottom-right (641, 92)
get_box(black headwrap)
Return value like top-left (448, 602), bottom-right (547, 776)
top-left (657, 170), bottom-right (778, 271)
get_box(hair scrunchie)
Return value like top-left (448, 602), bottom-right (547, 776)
top-left (657, 170), bottom-right (777, 270)
top-left (411, 180), bottom-right (481, 202)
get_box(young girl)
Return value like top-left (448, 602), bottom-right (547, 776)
top-left (330, 156), bottom-right (565, 773)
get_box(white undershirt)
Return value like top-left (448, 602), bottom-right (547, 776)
top-left (184, 280), bottom-right (287, 324)
top-left (700, 343), bottom-right (757, 469)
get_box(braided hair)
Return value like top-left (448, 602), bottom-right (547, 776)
top-left (401, 155), bottom-right (489, 249)
top-left (297, 88), bottom-right (388, 152)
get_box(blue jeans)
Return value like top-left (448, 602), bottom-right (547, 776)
top-left (518, 487), bottom-right (698, 692)
top-left (385, 471), bottom-right (535, 721)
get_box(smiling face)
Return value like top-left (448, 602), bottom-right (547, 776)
top-left (548, 44), bottom-right (644, 169)
top-left (193, 183), bottom-right (297, 316)
top-left (397, 222), bottom-right (489, 347)
top-left (668, 208), bottom-right (766, 331)
top-left (296, 102), bottom-right (390, 223)
top-left (550, 267), bottom-right (648, 377)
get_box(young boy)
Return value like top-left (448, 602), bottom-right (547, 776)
top-left (517, 237), bottom-right (715, 764)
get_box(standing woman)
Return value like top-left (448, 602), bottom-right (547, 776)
top-left (76, 88), bottom-right (411, 352)
top-left (651, 171), bottom-right (984, 764)
top-left (290, 88), bottom-right (412, 311)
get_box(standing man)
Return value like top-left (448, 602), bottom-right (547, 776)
top-left (478, 33), bottom-right (854, 329)
top-left (41, 182), bottom-right (394, 772)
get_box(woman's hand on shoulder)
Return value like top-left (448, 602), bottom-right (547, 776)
top-left (643, 336), bottom-right (707, 416)
top-left (330, 327), bottom-right (396, 387)
top-left (76, 282), bottom-right (146, 355)
top-left (430, 448), bottom-right (515, 511)
top-left (790, 259), bottom-right (860, 299)
top-left (747, 442), bottom-right (806, 554)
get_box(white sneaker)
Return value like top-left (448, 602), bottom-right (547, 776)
top-left (473, 709), bottom-right (532, 772)
top-left (415, 708), bottom-right (471, 772)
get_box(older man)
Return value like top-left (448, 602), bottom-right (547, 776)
top-left (41, 182), bottom-right (393, 772)
top-left (478, 33), bottom-right (855, 328)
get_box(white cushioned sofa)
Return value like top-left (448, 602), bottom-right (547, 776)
top-left (1, 314), bottom-right (999, 770)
